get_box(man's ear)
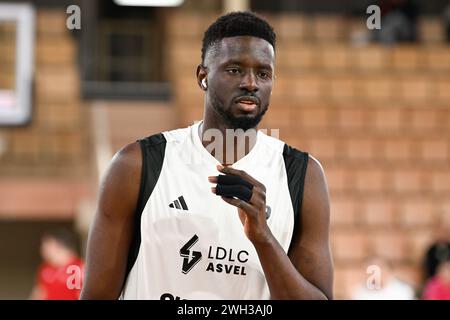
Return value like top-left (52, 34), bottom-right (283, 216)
top-left (196, 64), bottom-right (208, 91)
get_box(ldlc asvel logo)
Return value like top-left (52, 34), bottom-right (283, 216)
top-left (180, 234), bottom-right (202, 274)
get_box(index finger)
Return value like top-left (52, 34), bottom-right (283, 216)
top-left (217, 165), bottom-right (265, 191)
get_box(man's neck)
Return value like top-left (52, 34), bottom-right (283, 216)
top-left (199, 117), bottom-right (258, 165)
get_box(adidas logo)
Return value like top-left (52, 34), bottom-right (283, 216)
top-left (169, 196), bottom-right (188, 210)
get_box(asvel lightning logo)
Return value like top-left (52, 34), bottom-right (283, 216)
top-left (180, 235), bottom-right (249, 276)
top-left (180, 234), bottom-right (202, 274)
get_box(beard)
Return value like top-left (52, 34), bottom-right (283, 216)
top-left (210, 92), bottom-right (268, 131)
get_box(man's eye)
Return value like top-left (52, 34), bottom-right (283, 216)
top-left (227, 68), bottom-right (240, 74)
top-left (258, 71), bottom-right (271, 79)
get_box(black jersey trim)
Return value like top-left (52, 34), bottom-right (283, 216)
top-left (123, 133), bottom-right (167, 287)
top-left (282, 144), bottom-right (309, 255)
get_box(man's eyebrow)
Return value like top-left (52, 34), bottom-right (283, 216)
top-left (220, 59), bottom-right (243, 66)
top-left (221, 59), bottom-right (273, 70)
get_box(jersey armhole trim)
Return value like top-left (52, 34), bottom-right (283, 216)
top-left (121, 133), bottom-right (167, 293)
top-left (283, 144), bottom-right (309, 255)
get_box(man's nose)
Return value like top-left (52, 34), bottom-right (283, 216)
top-left (239, 70), bottom-right (259, 92)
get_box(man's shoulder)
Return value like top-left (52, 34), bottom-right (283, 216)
top-left (306, 154), bottom-right (324, 174)
top-left (114, 141), bottom-right (142, 165)
top-left (279, 141), bottom-right (321, 175)
top-left (105, 142), bottom-right (143, 186)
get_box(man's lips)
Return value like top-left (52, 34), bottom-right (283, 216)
top-left (234, 96), bottom-right (259, 112)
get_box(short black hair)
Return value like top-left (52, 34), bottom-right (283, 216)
top-left (44, 229), bottom-right (78, 251)
top-left (201, 11), bottom-right (276, 64)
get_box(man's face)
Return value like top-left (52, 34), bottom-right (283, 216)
top-left (40, 237), bottom-right (61, 265)
top-left (203, 36), bottom-right (275, 130)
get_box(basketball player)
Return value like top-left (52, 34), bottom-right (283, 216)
top-left (80, 12), bottom-right (333, 300)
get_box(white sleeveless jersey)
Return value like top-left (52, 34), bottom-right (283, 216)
top-left (120, 121), bottom-right (308, 300)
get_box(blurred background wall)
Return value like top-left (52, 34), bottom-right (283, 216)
top-left (0, 0), bottom-right (449, 299)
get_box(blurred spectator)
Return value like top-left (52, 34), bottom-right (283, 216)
top-left (352, 256), bottom-right (415, 300)
top-left (30, 230), bottom-right (84, 300)
top-left (373, 0), bottom-right (419, 45)
top-left (422, 261), bottom-right (450, 300)
top-left (444, 1), bottom-right (450, 42)
top-left (423, 224), bottom-right (450, 282)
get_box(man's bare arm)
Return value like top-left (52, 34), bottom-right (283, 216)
top-left (285, 155), bottom-right (333, 299)
top-left (214, 155), bottom-right (333, 299)
top-left (249, 156), bottom-right (333, 299)
top-left (80, 142), bottom-right (142, 299)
